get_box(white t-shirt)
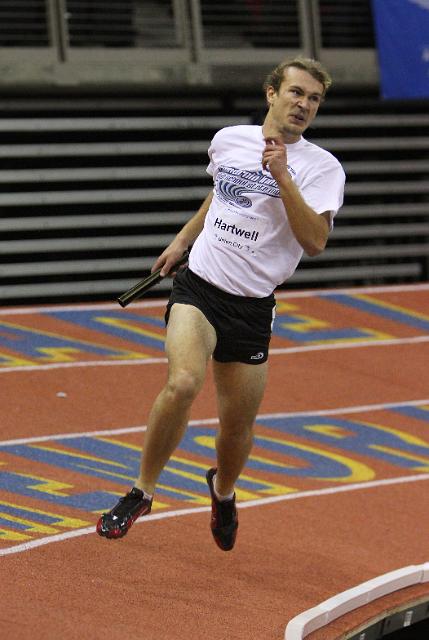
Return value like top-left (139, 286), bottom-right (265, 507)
top-left (189, 125), bottom-right (345, 297)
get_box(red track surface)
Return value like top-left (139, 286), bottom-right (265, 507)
top-left (0, 284), bottom-right (428, 640)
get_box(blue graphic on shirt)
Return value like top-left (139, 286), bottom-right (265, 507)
top-left (215, 166), bottom-right (281, 208)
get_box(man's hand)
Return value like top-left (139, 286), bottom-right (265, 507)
top-left (151, 238), bottom-right (189, 277)
top-left (151, 190), bottom-right (213, 277)
top-left (262, 137), bottom-right (289, 182)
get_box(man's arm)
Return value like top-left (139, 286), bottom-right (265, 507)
top-left (152, 190), bottom-right (214, 276)
top-left (262, 138), bottom-right (330, 256)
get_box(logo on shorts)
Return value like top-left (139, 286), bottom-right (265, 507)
top-left (250, 352), bottom-right (265, 360)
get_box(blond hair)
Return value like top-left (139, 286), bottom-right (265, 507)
top-left (263, 56), bottom-right (332, 96)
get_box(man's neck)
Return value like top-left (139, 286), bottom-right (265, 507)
top-left (261, 121), bottom-right (301, 144)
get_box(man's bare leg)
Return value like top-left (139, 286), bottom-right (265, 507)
top-left (136, 303), bottom-right (217, 494)
top-left (212, 360), bottom-right (268, 496)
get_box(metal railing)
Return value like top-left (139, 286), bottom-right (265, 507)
top-left (65, 0), bottom-right (184, 48)
top-left (198, 0), bottom-right (301, 49)
top-left (0, 0), bottom-right (378, 87)
top-left (0, 0), bottom-right (50, 47)
top-left (319, 0), bottom-right (375, 48)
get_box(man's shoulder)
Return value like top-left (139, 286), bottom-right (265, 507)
top-left (214, 124), bottom-right (261, 140)
top-left (300, 137), bottom-right (343, 170)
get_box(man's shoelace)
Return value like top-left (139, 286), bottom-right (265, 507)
top-left (113, 490), bottom-right (144, 518)
top-left (216, 498), bottom-right (236, 524)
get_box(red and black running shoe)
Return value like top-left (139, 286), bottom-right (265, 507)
top-left (96, 487), bottom-right (152, 539)
top-left (206, 468), bottom-right (238, 551)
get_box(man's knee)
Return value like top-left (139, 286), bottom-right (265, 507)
top-left (166, 369), bottom-right (203, 403)
top-left (219, 421), bottom-right (254, 440)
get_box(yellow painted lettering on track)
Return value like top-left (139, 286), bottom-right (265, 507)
top-left (0, 500), bottom-right (89, 542)
top-left (304, 425), bottom-right (353, 440)
top-left (275, 301), bottom-right (330, 332)
top-left (96, 491), bottom-right (169, 512)
top-left (162, 465), bottom-right (220, 501)
top-left (77, 465), bottom-right (135, 482)
top-left (0, 319), bottom-right (144, 362)
top-left (256, 434), bottom-right (376, 483)
top-left (0, 353), bottom-right (36, 367)
top-left (16, 472), bottom-right (74, 497)
top-left (155, 483), bottom-right (210, 506)
top-left (356, 294), bottom-right (429, 322)
top-left (281, 315), bottom-right (329, 334)
top-left (248, 453), bottom-right (297, 469)
top-left (362, 421), bottom-right (429, 448)
top-left (275, 301), bottom-right (300, 314)
top-left (95, 317), bottom-right (165, 348)
top-left (193, 437), bottom-right (298, 497)
top-left (369, 446), bottom-right (429, 472)
top-left (31, 443), bottom-right (130, 469)
top-left (275, 301), bottom-right (393, 342)
top-left (0, 529), bottom-right (32, 541)
top-left (0, 513), bottom-right (62, 535)
top-left (314, 328), bottom-right (394, 345)
top-left (98, 438), bottom-right (141, 452)
top-left (35, 347), bottom-right (81, 362)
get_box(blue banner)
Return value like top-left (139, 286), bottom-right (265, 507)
top-left (371, 0), bottom-right (429, 98)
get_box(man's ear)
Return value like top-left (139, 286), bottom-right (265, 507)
top-left (266, 86), bottom-right (276, 106)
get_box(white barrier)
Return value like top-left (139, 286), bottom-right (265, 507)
top-left (285, 562), bottom-right (429, 639)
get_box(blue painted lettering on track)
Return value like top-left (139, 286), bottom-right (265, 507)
top-left (256, 417), bottom-right (429, 470)
top-left (1, 408), bottom-right (429, 539)
top-left (324, 294), bottom-right (429, 331)
top-left (0, 322), bottom-right (129, 361)
top-left (48, 310), bottom-right (166, 351)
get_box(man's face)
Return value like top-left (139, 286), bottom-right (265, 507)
top-left (266, 66), bottom-right (324, 140)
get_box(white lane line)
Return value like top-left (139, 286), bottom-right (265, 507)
top-left (1, 399), bottom-right (428, 447)
top-left (259, 398), bottom-right (429, 419)
top-left (1, 472), bottom-right (429, 558)
top-left (0, 357), bottom-right (168, 374)
top-left (0, 299), bottom-right (168, 315)
top-left (0, 398), bottom-right (429, 447)
top-left (0, 400), bottom-right (428, 556)
top-left (0, 424), bottom-right (148, 447)
top-left (270, 335), bottom-right (429, 355)
top-left (0, 417), bottom-right (220, 447)
top-left (276, 282), bottom-right (429, 298)
top-left (238, 473), bottom-right (429, 509)
top-left (1, 335), bottom-right (428, 375)
top-left (1, 282), bottom-right (428, 316)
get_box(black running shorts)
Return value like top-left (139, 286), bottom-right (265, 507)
top-left (165, 268), bottom-right (276, 365)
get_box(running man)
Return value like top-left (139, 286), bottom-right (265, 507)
top-left (97, 57), bottom-right (346, 551)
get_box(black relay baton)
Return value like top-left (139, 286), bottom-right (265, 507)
top-left (117, 251), bottom-right (189, 308)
